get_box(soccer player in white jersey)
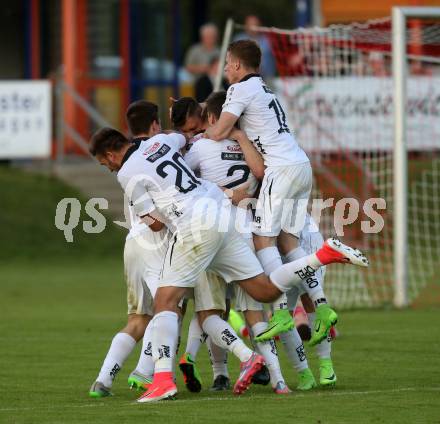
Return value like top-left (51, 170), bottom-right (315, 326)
top-left (184, 91), bottom-right (321, 391)
top-left (183, 91), bottom-right (291, 394)
top-left (88, 102), bottom-right (168, 398)
top-left (205, 39), bottom-right (338, 346)
top-left (89, 123), bottom-right (368, 403)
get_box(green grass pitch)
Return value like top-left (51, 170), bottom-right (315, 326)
top-left (1, 260), bottom-right (439, 424)
top-left (0, 167), bottom-right (439, 423)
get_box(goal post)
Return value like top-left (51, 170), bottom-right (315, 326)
top-left (392, 7), bottom-right (440, 308)
top-left (218, 11), bottom-right (440, 309)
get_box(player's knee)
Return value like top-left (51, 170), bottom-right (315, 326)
top-left (154, 287), bottom-right (186, 314)
top-left (123, 314), bottom-right (150, 341)
top-left (277, 231), bottom-right (299, 255)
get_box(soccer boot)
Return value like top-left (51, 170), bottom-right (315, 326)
top-left (273, 380), bottom-right (291, 394)
top-left (308, 304), bottom-right (338, 347)
top-left (319, 358), bottom-right (337, 387)
top-left (297, 368), bottom-right (317, 391)
top-left (137, 372), bottom-right (177, 403)
top-left (233, 353), bottom-right (265, 395)
top-left (251, 364), bottom-right (270, 385)
top-left (89, 381), bottom-right (112, 398)
top-left (254, 310), bottom-right (294, 342)
top-left (210, 375), bottom-right (231, 391)
top-left (178, 353), bottom-right (202, 393)
top-left (316, 237), bottom-right (369, 267)
top-left (128, 370), bottom-right (152, 391)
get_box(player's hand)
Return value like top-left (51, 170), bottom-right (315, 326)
top-left (223, 182), bottom-right (251, 207)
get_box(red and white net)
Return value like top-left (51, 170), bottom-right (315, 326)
top-left (246, 17), bottom-right (440, 308)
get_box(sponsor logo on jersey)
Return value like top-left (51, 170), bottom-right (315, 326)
top-left (226, 144), bottom-right (241, 152)
top-left (221, 152), bottom-right (244, 161)
top-left (146, 144), bottom-right (171, 162)
top-left (143, 142), bottom-right (161, 155)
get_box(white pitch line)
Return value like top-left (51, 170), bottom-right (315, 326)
top-left (0, 387), bottom-right (439, 413)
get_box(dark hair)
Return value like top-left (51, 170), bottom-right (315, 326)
top-left (89, 127), bottom-right (129, 156)
top-left (205, 91), bottom-right (226, 120)
top-left (170, 97), bottom-right (201, 129)
top-left (227, 39), bottom-right (261, 70)
top-left (125, 100), bottom-right (159, 136)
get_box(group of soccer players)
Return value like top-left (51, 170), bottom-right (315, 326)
top-left (88, 39), bottom-right (369, 403)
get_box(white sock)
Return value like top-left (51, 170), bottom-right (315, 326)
top-left (134, 320), bottom-right (154, 378)
top-left (308, 312), bottom-right (332, 359)
top-left (257, 247), bottom-right (288, 310)
top-left (285, 247), bottom-right (326, 304)
top-left (185, 315), bottom-right (205, 360)
top-left (97, 332), bottom-right (136, 387)
top-left (202, 315), bottom-right (253, 363)
top-left (207, 336), bottom-right (229, 378)
top-left (269, 255), bottom-right (321, 293)
top-left (252, 322), bottom-right (284, 386)
top-left (152, 311), bottom-right (179, 374)
top-left (279, 328), bottom-right (309, 372)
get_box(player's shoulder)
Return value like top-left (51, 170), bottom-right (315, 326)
top-left (227, 75), bottom-right (263, 99)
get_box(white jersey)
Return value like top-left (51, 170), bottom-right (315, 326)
top-left (126, 201), bottom-right (148, 240)
top-left (117, 133), bottom-right (225, 232)
top-left (184, 137), bottom-right (258, 195)
top-left (184, 136), bottom-right (255, 238)
top-left (222, 74), bottom-right (309, 167)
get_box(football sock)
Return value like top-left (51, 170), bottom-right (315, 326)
top-left (202, 315), bottom-right (253, 363)
top-left (185, 314), bottom-right (205, 360)
top-left (279, 327), bottom-right (309, 372)
top-left (285, 247), bottom-right (326, 304)
top-left (151, 311), bottom-right (179, 374)
top-left (97, 332), bottom-right (136, 387)
top-left (135, 320), bottom-right (154, 378)
top-left (257, 247), bottom-right (288, 310)
top-left (308, 312), bottom-right (332, 358)
top-left (252, 322), bottom-right (284, 385)
top-left (269, 254), bottom-right (322, 293)
top-left (207, 336), bottom-right (229, 378)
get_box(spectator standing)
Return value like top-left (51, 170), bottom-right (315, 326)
top-left (185, 23), bottom-right (220, 78)
top-left (233, 15), bottom-right (276, 78)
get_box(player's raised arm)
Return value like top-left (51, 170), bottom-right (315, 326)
top-left (230, 128), bottom-right (265, 180)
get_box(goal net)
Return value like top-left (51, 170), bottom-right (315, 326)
top-left (223, 14), bottom-right (440, 309)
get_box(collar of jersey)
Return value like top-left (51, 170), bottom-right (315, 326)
top-left (239, 73), bottom-right (261, 83)
top-left (121, 141), bottom-right (141, 167)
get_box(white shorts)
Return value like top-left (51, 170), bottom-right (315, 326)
top-left (286, 219), bottom-right (326, 309)
top-left (124, 229), bottom-right (169, 315)
top-left (159, 220), bottom-right (264, 288)
top-left (193, 271), bottom-right (227, 312)
top-left (253, 162), bottom-right (312, 238)
top-left (233, 286), bottom-right (263, 312)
